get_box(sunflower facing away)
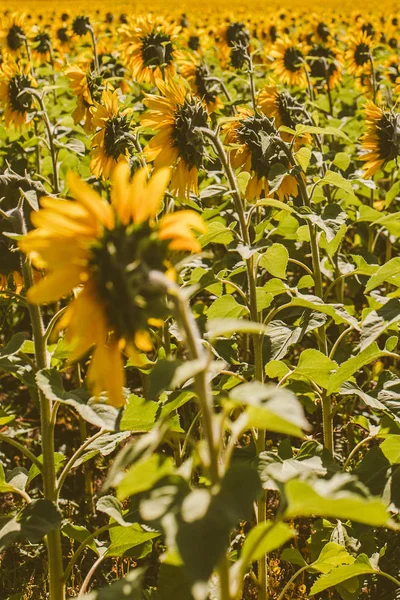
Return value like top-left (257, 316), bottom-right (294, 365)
top-left (0, 60), bottom-right (36, 129)
top-left (142, 78), bottom-right (208, 198)
top-left (90, 88), bottom-right (134, 180)
top-left (360, 101), bottom-right (400, 177)
top-left (19, 164), bottom-right (206, 407)
top-left (345, 30), bottom-right (373, 76)
top-left (222, 108), bottom-right (298, 201)
top-left (257, 80), bottom-right (311, 146)
top-left (270, 37), bottom-right (309, 88)
top-left (120, 15), bottom-right (180, 83)
top-left (179, 56), bottom-right (223, 113)
top-left (307, 44), bottom-right (342, 90)
top-left (65, 64), bottom-right (103, 133)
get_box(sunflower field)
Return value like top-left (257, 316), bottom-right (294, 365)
top-left (2, 1), bottom-right (400, 599)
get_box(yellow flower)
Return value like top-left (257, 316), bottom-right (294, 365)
top-left (90, 89), bottom-right (133, 180)
top-left (142, 78), bottom-right (208, 199)
top-left (120, 15), bottom-right (180, 84)
top-left (19, 164), bottom-right (206, 407)
top-left (360, 100), bottom-right (400, 178)
top-left (222, 108), bottom-right (298, 202)
top-left (0, 60), bottom-right (36, 129)
top-left (345, 30), bottom-right (373, 76)
top-left (1, 13), bottom-right (28, 59)
top-left (270, 36), bottom-right (309, 88)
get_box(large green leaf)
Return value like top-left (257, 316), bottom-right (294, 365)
top-left (0, 499), bottom-right (61, 551)
top-left (117, 454), bottom-right (175, 500)
top-left (259, 243), bottom-right (289, 279)
top-left (310, 555), bottom-right (377, 595)
top-left (284, 475), bottom-right (392, 526)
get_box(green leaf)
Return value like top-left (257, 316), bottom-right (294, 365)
top-left (62, 522), bottom-right (98, 554)
top-left (365, 257), bottom-right (400, 293)
top-left (96, 496), bottom-right (133, 527)
top-left (333, 152), bottom-right (351, 171)
top-left (0, 333), bottom-right (26, 358)
top-left (310, 555), bottom-right (376, 595)
top-left (0, 466), bottom-right (28, 495)
top-left (289, 294), bottom-right (359, 329)
top-left (281, 547), bottom-right (307, 567)
top-left (310, 542), bottom-right (355, 574)
top-left (293, 349), bottom-right (337, 389)
top-left (117, 454), bottom-right (175, 500)
top-left (0, 499), bottom-right (61, 551)
top-left (28, 452), bottom-right (66, 484)
top-left (106, 523), bottom-right (159, 557)
top-left (199, 221), bottom-right (234, 247)
top-left (284, 476), bottom-right (392, 526)
top-left (229, 382), bottom-right (310, 437)
top-left (36, 369), bottom-right (120, 430)
top-left (318, 170), bottom-right (354, 196)
top-left (327, 343), bottom-right (385, 395)
top-left (259, 244), bottom-right (289, 279)
top-left (120, 394), bottom-right (158, 431)
top-left (380, 435), bottom-right (400, 464)
top-left (385, 180), bottom-right (400, 208)
top-left (360, 299), bottom-right (400, 350)
top-left (206, 319), bottom-right (271, 340)
top-left (295, 147), bottom-right (311, 172)
top-left (295, 124), bottom-right (350, 141)
top-left (207, 296), bottom-right (248, 320)
top-left (240, 521), bottom-right (295, 566)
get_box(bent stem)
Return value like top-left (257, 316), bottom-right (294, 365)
top-left (31, 89), bottom-right (60, 193)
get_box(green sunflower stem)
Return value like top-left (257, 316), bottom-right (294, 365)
top-left (32, 90), bottom-right (60, 194)
top-left (156, 274), bottom-right (232, 600)
top-left (196, 126), bottom-right (267, 600)
top-left (89, 26), bottom-right (100, 74)
top-left (369, 53), bottom-right (377, 104)
top-left (20, 259), bottom-right (65, 600)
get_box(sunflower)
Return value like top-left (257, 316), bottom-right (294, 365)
top-left (141, 78), bottom-right (208, 199)
top-left (386, 54), bottom-right (400, 86)
top-left (65, 64), bottom-right (102, 132)
top-left (270, 36), bottom-right (309, 88)
top-left (0, 60), bottom-right (36, 129)
top-left (216, 21), bottom-right (251, 70)
top-left (360, 101), bottom-right (400, 177)
top-left (345, 30), bottom-right (373, 76)
top-left (119, 15), bottom-right (180, 84)
top-left (90, 89), bottom-right (133, 180)
top-left (222, 108), bottom-right (298, 201)
top-left (307, 44), bottom-right (342, 90)
top-left (178, 56), bottom-right (223, 113)
top-left (31, 28), bottom-right (52, 63)
top-left (1, 13), bottom-right (28, 58)
top-left (257, 80), bottom-right (311, 146)
top-left (19, 163), bottom-right (206, 407)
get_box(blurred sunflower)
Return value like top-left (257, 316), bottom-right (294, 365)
top-left (141, 78), bottom-right (208, 198)
top-left (360, 101), bottom-right (400, 177)
top-left (19, 163), bottom-right (206, 407)
top-left (1, 13), bottom-right (28, 58)
top-left (222, 108), bottom-right (298, 201)
top-left (345, 30), bottom-right (373, 76)
top-left (0, 60), bottom-right (36, 129)
top-left (386, 54), bottom-right (400, 86)
top-left (217, 21), bottom-right (251, 70)
top-left (90, 88), bottom-right (133, 180)
top-left (120, 15), bottom-right (180, 83)
top-left (179, 56), bottom-right (223, 113)
top-left (31, 28), bottom-right (52, 63)
top-left (307, 44), bottom-right (342, 90)
top-left (270, 37), bottom-right (309, 87)
top-left (65, 64), bottom-right (102, 132)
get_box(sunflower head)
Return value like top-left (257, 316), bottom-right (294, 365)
top-left (6, 22), bottom-right (26, 53)
top-left (0, 61), bottom-right (36, 129)
top-left (120, 16), bottom-right (180, 83)
top-left (223, 109), bottom-right (298, 201)
top-left (142, 79), bottom-right (208, 198)
top-left (345, 30), bottom-right (373, 75)
top-left (271, 37), bottom-right (308, 87)
top-left (315, 21), bottom-right (331, 43)
top-left (307, 44), bottom-right (342, 89)
top-left (56, 27), bottom-right (70, 45)
top-left (179, 58), bottom-right (222, 112)
top-left (361, 101), bottom-right (400, 177)
top-left (225, 22), bottom-right (250, 69)
top-left (72, 15), bottom-right (91, 37)
top-left (19, 164), bottom-right (206, 406)
top-left (90, 89), bottom-right (134, 180)
top-left (33, 31), bottom-right (52, 56)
